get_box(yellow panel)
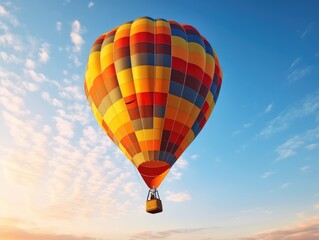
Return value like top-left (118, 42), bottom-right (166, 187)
top-left (135, 129), bottom-right (162, 142)
top-left (119, 81), bottom-right (136, 97)
top-left (188, 42), bottom-right (205, 54)
top-left (100, 52), bottom-right (114, 70)
top-left (156, 19), bottom-right (170, 27)
top-left (92, 103), bottom-right (103, 126)
top-left (172, 46), bottom-right (187, 61)
top-left (154, 117), bottom-right (164, 129)
top-left (172, 36), bottom-right (187, 47)
top-left (131, 19), bottom-right (155, 35)
top-left (185, 130), bottom-right (195, 143)
top-left (132, 66), bottom-right (155, 80)
top-left (88, 52), bottom-right (102, 81)
top-left (117, 69), bottom-right (134, 85)
top-left (85, 70), bottom-right (93, 91)
top-left (108, 113), bottom-right (130, 133)
top-left (155, 66), bottom-right (170, 80)
top-left (132, 152), bottom-right (146, 167)
top-left (155, 79), bottom-right (169, 93)
top-left (206, 92), bottom-right (213, 106)
top-left (114, 24), bottom-right (131, 41)
top-left (167, 95), bottom-right (200, 117)
top-left (188, 51), bottom-right (205, 67)
top-left (134, 78), bottom-right (153, 93)
top-left (119, 143), bottom-right (132, 161)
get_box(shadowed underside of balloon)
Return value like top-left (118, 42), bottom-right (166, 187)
top-left (84, 16), bottom-right (222, 213)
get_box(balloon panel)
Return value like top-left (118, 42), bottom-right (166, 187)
top-left (84, 17), bottom-right (222, 188)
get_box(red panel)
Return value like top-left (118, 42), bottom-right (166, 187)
top-left (172, 57), bottom-right (187, 72)
top-left (156, 34), bottom-right (171, 44)
top-left (187, 63), bottom-right (204, 80)
top-left (131, 32), bottom-right (154, 43)
top-left (114, 37), bottom-right (130, 49)
top-left (154, 92), bottom-right (167, 106)
top-left (137, 92), bottom-right (154, 106)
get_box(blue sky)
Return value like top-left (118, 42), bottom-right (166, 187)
top-left (0, 1), bottom-right (319, 239)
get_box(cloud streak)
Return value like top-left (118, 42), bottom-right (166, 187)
top-left (242, 217), bottom-right (319, 240)
top-left (259, 91), bottom-right (319, 137)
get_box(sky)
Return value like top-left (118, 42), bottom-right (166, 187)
top-left (0, 0), bottom-right (319, 239)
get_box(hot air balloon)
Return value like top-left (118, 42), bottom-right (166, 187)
top-left (84, 17), bottom-right (222, 214)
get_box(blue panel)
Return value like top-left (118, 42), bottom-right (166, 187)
top-left (204, 43), bottom-right (214, 57)
top-left (186, 34), bottom-right (204, 47)
top-left (194, 94), bottom-right (205, 108)
top-left (210, 82), bottom-right (217, 95)
top-left (156, 54), bottom-right (171, 67)
top-left (182, 86), bottom-right (197, 103)
top-left (169, 81), bottom-right (183, 97)
top-left (214, 87), bottom-right (220, 103)
top-left (191, 121), bottom-right (200, 137)
top-left (159, 151), bottom-right (176, 165)
top-left (171, 28), bottom-right (187, 40)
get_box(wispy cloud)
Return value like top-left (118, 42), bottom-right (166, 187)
top-left (275, 127), bottom-right (319, 160)
top-left (305, 143), bottom-right (319, 150)
top-left (38, 42), bottom-right (50, 63)
top-left (259, 91), bottom-right (319, 137)
top-left (56, 21), bottom-right (62, 32)
top-left (41, 91), bottom-right (63, 107)
top-left (263, 103), bottom-right (273, 114)
top-left (130, 227), bottom-right (206, 240)
top-left (242, 217), bottom-right (319, 240)
top-left (287, 66), bottom-right (312, 82)
top-left (0, 220), bottom-right (98, 240)
top-left (0, 4), bottom-right (18, 26)
top-left (166, 191), bottom-right (191, 202)
top-left (69, 20), bottom-right (84, 67)
top-left (261, 171), bottom-right (275, 179)
top-left (300, 23), bottom-right (314, 39)
top-left (88, 2), bottom-right (94, 8)
top-left (289, 57), bottom-right (301, 69)
top-left (280, 182), bottom-right (291, 189)
top-left (300, 165), bottom-right (310, 172)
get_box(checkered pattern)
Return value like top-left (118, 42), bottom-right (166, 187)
top-left (84, 17), bottom-right (222, 188)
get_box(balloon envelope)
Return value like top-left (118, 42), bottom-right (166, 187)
top-left (84, 17), bottom-right (222, 189)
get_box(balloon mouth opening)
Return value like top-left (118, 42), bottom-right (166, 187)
top-left (138, 161), bottom-right (170, 188)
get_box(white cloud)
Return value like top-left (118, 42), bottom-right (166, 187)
top-left (275, 127), bottom-right (319, 160)
top-left (0, 5), bottom-right (8, 15)
top-left (276, 136), bottom-right (304, 160)
top-left (54, 116), bottom-right (74, 139)
top-left (280, 182), bottom-right (291, 189)
top-left (242, 217), bottom-right (319, 240)
top-left (190, 154), bottom-right (198, 160)
top-left (264, 103), bottom-right (273, 113)
top-left (26, 69), bottom-right (46, 82)
top-left (70, 20), bottom-right (84, 53)
top-left (305, 143), bottom-right (319, 150)
top-left (290, 57), bottom-right (301, 69)
top-left (0, 4), bottom-right (18, 26)
top-left (175, 157), bottom-right (188, 169)
top-left (287, 66), bottom-right (312, 82)
top-left (261, 171), bottom-right (275, 179)
top-left (301, 23), bottom-right (313, 39)
top-left (300, 165), bottom-right (310, 172)
top-left (56, 21), bottom-right (62, 32)
top-left (38, 42), bottom-right (50, 63)
top-left (260, 91), bottom-right (319, 137)
top-left (0, 51), bottom-right (20, 63)
top-left (25, 58), bottom-right (36, 69)
top-left (166, 191), bottom-right (191, 202)
top-left (88, 2), bottom-right (94, 8)
top-left (41, 91), bottom-right (63, 107)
